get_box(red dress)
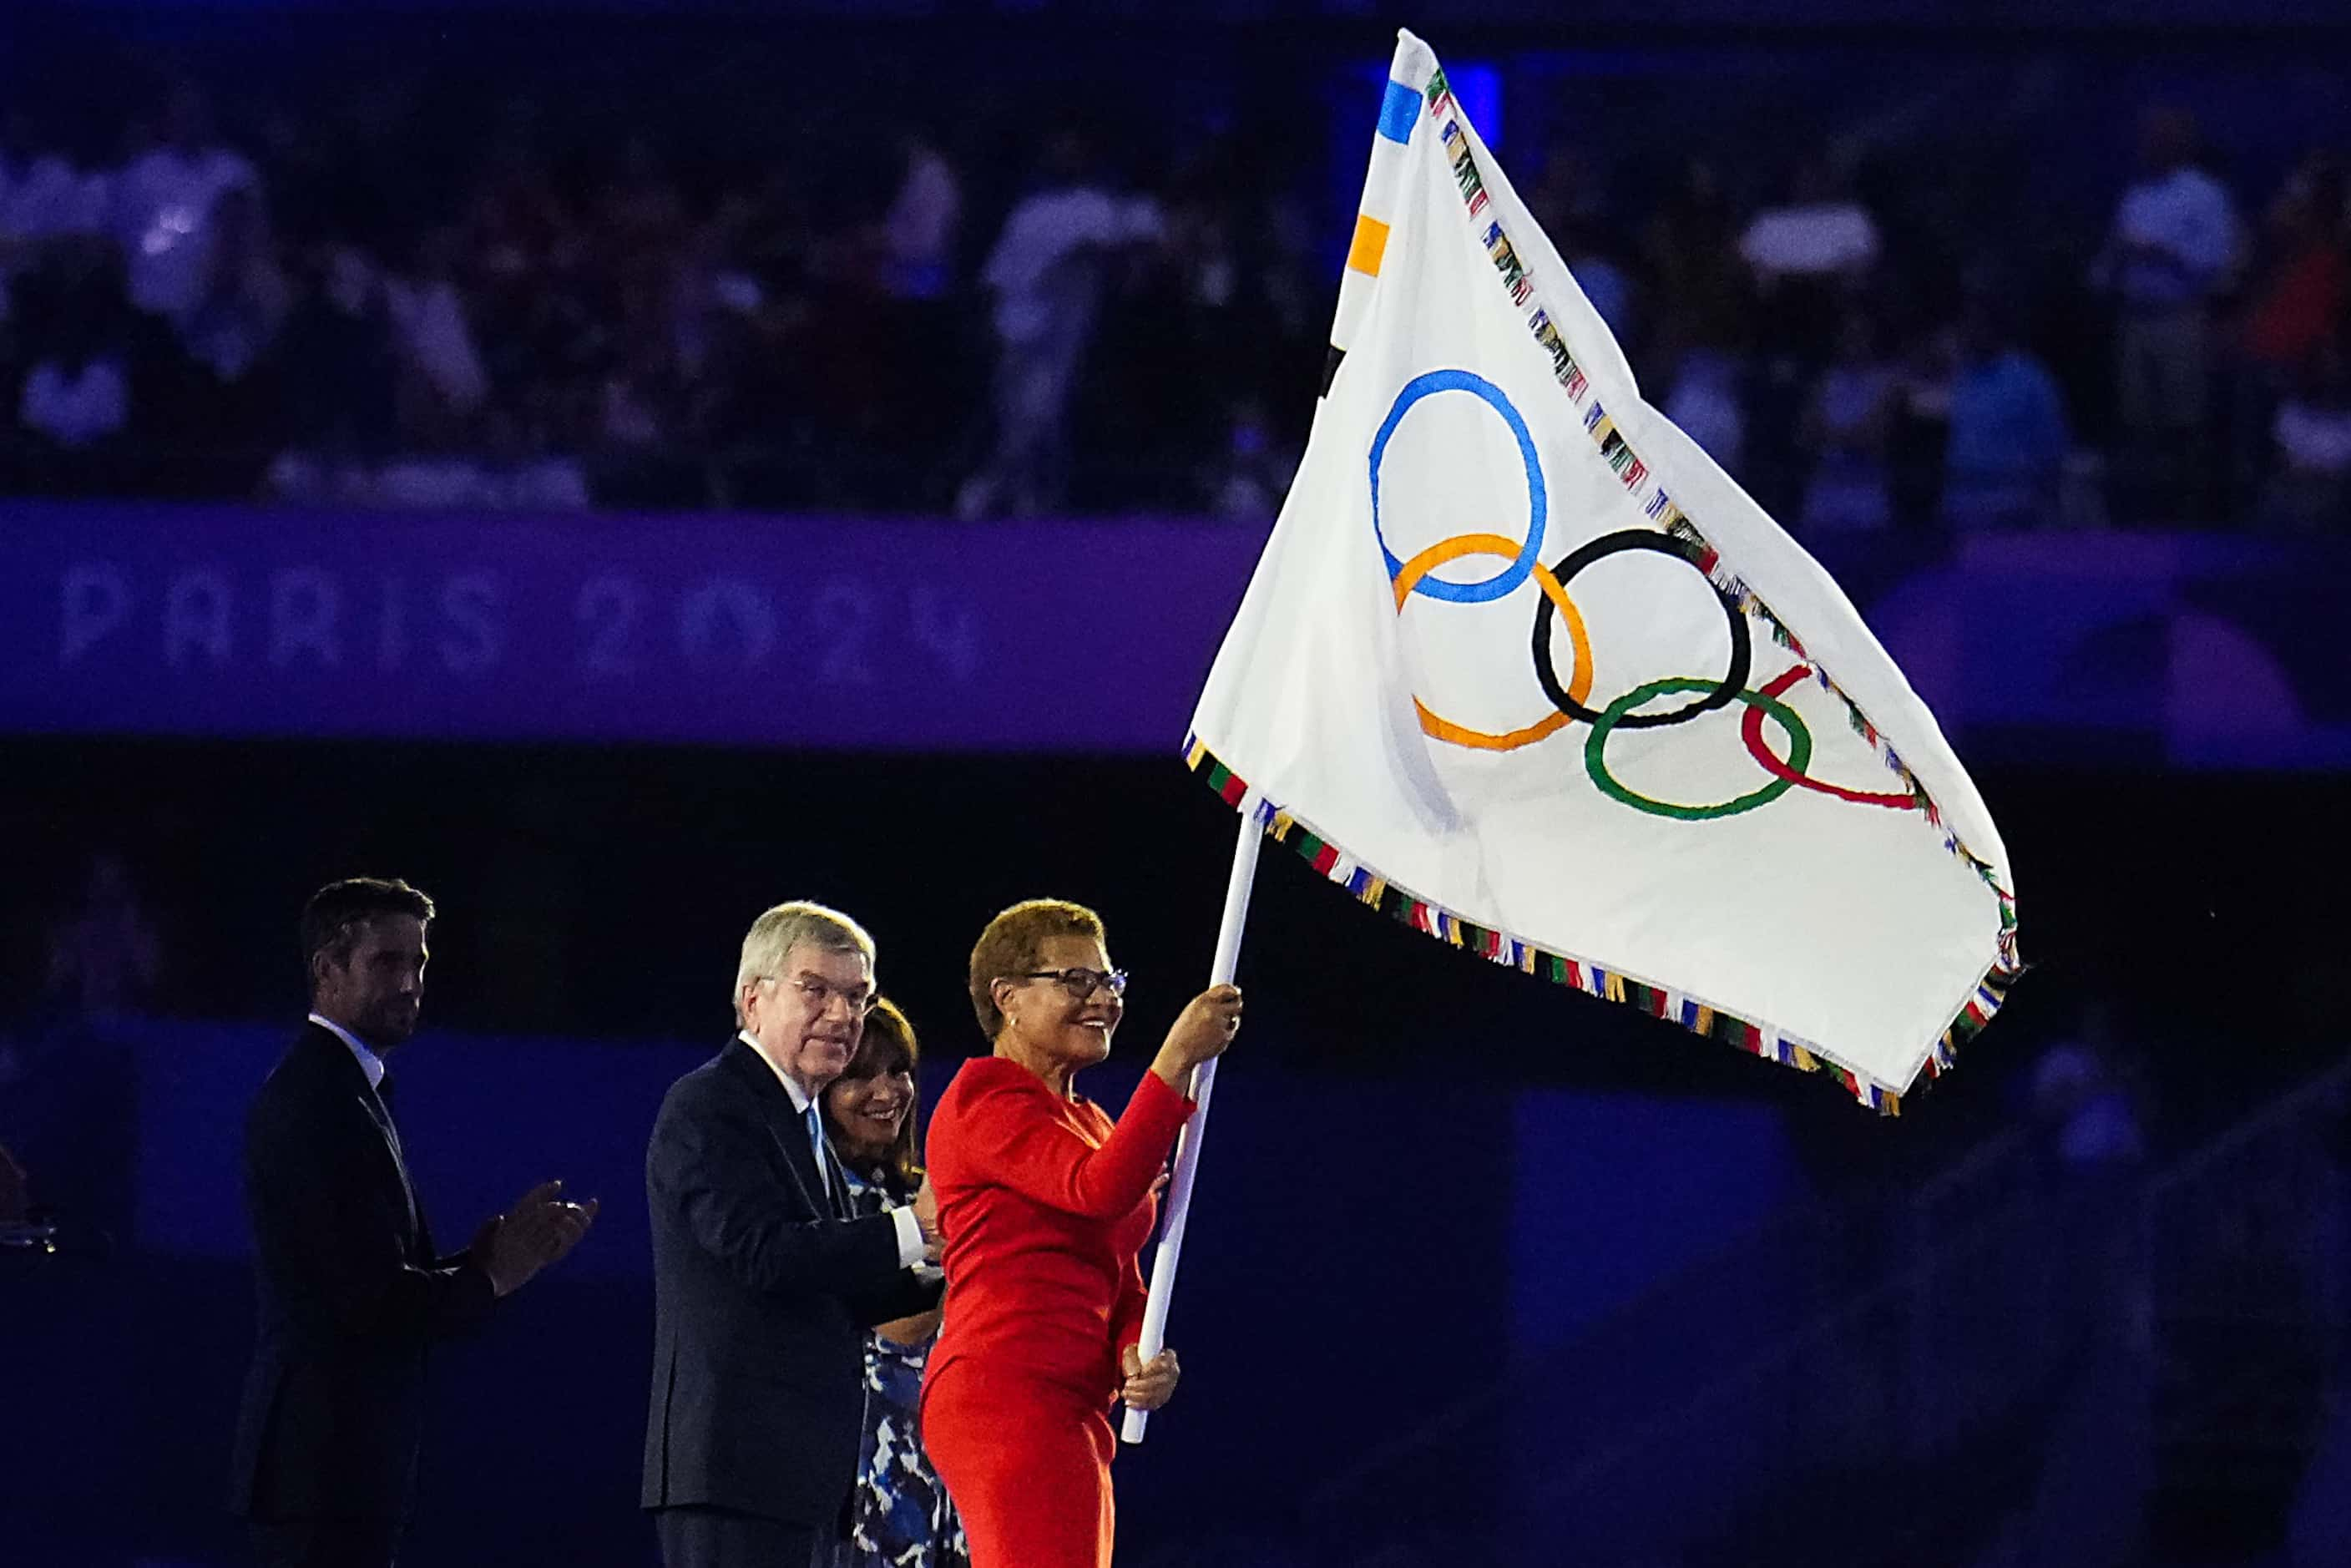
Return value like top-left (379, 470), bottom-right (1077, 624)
top-left (920, 1058), bottom-right (1195, 1568)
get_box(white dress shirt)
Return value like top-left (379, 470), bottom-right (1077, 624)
top-left (309, 1010), bottom-right (386, 1090)
top-left (737, 1031), bottom-right (926, 1269)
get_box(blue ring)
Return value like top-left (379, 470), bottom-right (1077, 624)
top-left (1369, 369), bottom-right (1546, 604)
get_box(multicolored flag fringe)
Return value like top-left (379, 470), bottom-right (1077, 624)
top-left (1187, 30), bottom-right (2019, 1110)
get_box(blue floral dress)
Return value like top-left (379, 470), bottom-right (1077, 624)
top-left (839, 1166), bottom-right (968, 1568)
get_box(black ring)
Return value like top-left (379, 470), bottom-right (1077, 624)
top-left (1531, 529), bottom-right (1752, 729)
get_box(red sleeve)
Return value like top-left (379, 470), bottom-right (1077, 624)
top-left (950, 1067), bottom-right (1193, 1221)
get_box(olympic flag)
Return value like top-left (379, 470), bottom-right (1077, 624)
top-left (1124, 30), bottom-right (2019, 1443)
top-left (1188, 30), bottom-right (2020, 1108)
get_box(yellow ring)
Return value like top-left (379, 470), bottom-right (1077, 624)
top-left (1393, 534), bottom-right (1594, 751)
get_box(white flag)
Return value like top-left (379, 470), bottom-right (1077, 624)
top-left (1187, 30), bottom-right (2018, 1108)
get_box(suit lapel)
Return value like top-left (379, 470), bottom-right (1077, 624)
top-left (376, 1078), bottom-right (436, 1256)
top-left (815, 1134), bottom-right (850, 1222)
top-left (305, 1024), bottom-right (424, 1252)
top-left (720, 1039), bottom-right (835, 1222)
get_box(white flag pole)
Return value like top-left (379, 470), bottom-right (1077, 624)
top-left (1122, 788), bottom-right (1265, 1444)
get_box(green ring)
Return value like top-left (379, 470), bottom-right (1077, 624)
top-left (1584, 678), bottom-right (1813, 821)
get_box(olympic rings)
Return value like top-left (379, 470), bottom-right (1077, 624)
top-left (1368, 370), bottom-right (1904, 827)
top-left (1372, 370), bottom-right (1547, 604)
top-left (1584, 678), bottom-right (1814, 821)
top-left (1534, 530), bottom-right (1752, 730)
top-left (1393, 534), bottom-right (1594, 751)
top-left (1741, 665), bottom-right (1922, 808)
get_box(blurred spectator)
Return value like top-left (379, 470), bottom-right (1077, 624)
top-left (1564, 224), bottom-right (1640, 353)
top-left (667, 219), bottom-right (764, 384)
top-left (1527, 140), bottom-right (1606, 235)
top-left (1642, 157), bottom-right (1748, 357)
top-left (597, 134), bottom-right (688, 259)
top-left (1200, 397), bottom-right (1297, 524)
top-left (2235, 151), bottom-right (2348, 493)
top-left (1739, 154), bottom-right (1880, 512)
top-left (2002, 1003), bottom-right (2151, 1568)
top-left (272, 243), bottom-right (400, 470)
top-left (1530, 144), bottom-right (1637, 345)
top-left (2242, 152), bottom-right (2348, 387)
top-left (0, 50), bottom-right (2344, 528)
top-left (11, 249), bottom-right (135, 488)
top-left (109, 82), bottom-right (262, 324)
top-left (2094, 108), bottom-right (2241, 519)
top-left (600, 319), bottom-right (684, 452)
top-left (18, 336), bottom-right (129, 453)
top-left (1662, 345), bottom-right (1747, 476)
top-left (2, 108), bottom-right (109, 329)
top-left (879, 126), bottom-right (962, 305)
top-left (1798, 311), bottom-right (1900, 534)
top-left (2028, 1026), bottom-right (2146, 1171)
top-left (262, 447), bottom-right (371, 506)
top-left (0, 109), bottom-right (110, 241)
top-left (958, 128), bottom-right (1163, 520)
top-left (385, 226), bottom-right (491, 418)
top-left (179, 185), bottom-right (290, 384)
top-left (374, 444), bottom-right (494, 508)
top-left (478, 407), bottom-right (591, 509)
top-left (43, 849), bottom-right (163, 1030)
top-left (2263, 336), bottom-right (2351, 530)
top-left (357, 409), bottom-right (589, 511)
top-left (159, 183), bottom-right (294, 495)
top-left (1084, 138), bottom-right (1291, 508)
top-left (1941, 299), bottom-right (2071, 531)
top-left (1737, 154), bottom-right (1881, 288)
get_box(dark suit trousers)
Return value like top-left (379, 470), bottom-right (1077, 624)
top-left (655, 1505), bottom-right (826, 1568)
top-left (249, 1517), bottom-right (402, 1568)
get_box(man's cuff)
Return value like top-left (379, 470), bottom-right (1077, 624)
top-left (890, 1206), bottom-right (928, 1268)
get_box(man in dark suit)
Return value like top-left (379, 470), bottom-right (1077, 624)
top-left (230, 877), bottom-right (596, 1568)
top-left (645, 900), bottom-right (943, 1568)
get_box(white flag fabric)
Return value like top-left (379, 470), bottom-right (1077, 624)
top-left (1188, 29), bottom-right (2018, 1108)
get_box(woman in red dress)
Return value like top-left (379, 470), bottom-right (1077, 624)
top-left (921, 898), bottom-right (1242, 1568)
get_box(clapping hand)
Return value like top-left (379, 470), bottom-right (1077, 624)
top-left (1120, 1343), bottom-right (1181, 1412)
top-left (471, 1179), bottom-right (599, 1297)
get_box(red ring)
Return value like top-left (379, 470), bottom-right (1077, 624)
top-left (1740, 665), bottom-right (1921, 810)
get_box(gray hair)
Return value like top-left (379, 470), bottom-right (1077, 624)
top-left (734, 901), bottom-right (877, 1027)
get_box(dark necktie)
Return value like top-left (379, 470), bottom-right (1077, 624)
top-left (373, 1070), bottom-right (403, 1151)
top-left (370, 1070), bottom-right (422, 1227)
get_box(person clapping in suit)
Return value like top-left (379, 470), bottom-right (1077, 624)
top-left (230, 877), bottom-right (596, 1568)
top-left (643, 901), bottom-right (943, 1568)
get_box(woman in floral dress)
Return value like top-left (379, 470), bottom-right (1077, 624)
top-left (822, 999), bottom-right (968, 1568)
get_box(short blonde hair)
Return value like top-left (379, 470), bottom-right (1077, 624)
top-left (968, 898), bottom-right (1105, 1039)
top-left (735, 901), bottom-right (876, 1027)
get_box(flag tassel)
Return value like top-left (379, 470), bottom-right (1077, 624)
top-left (1185, 738), bottom-right (2005, 1113)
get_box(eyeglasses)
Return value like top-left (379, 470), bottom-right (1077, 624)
top-left (766, 974), bottom-right (878, 1017)
top-left (1016, 967), bottom-right (1130, 1002)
